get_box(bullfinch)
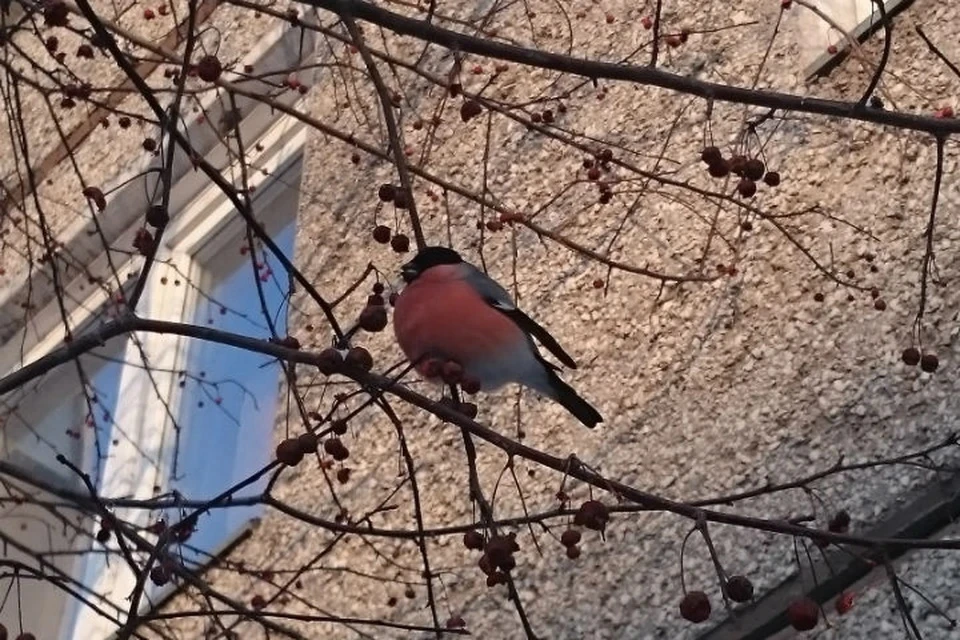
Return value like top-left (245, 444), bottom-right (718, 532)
top-left (392, 246), bottom-right (602, 428)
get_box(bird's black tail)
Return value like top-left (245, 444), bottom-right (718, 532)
top-left (546, 370), bottom-right (603, 428)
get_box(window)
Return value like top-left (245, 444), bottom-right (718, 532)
top-left (0, 119), bottom-right (306, 640)
top-left (799, 0), bottom-right (915, 79)
top-left (165, 164), bottom-right (299, 569)
top-left (0, 340), bottom-right (127, 639)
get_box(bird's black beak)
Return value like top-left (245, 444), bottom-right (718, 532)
top-left (400, 263), bottom-right (419, 283)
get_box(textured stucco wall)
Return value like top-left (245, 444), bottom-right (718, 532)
top-left (4, 0), bottom-right (960, 638)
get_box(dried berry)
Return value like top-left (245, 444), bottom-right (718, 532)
top-left (345, 346), bottom-right (373, 371)
top-left (391, 233), bottom-right (410, 253)
top-left (679, 591), bottom-right (711, 623)
top-left (786, 597), bottom-right (819, 631)
top-left (724, 575), bottom-right (754, 603)
top-left (573, 500), bottom-right (609, 532)
top-left (763, 171), bottom-right (781, 187)
top-left (149, 565), bottom-right (170, 586)
top-left (276, 438), bottom-right (304, 466)
top-left (484, 534), bottom-right (519, 572)
top-left (372, 225), bottom-right (391, 244)
top-left (737, 178), bottom-right (757, 198)
top-left (920, 353), bottom-right (939, 373)
top-left (729, 155), bottom-right (748, 176)
top-left (331, 419), bottom-right (348, 435)
top-left (873, 298), bottom-right (886, 311)
top-left (463, 530), bottom-right (484, 550)
top-left (460, 375), bottom-right (481, 394)
top-left (317, 348), bottom-right (343, 376)
top-left (336, 467), bottom-right (351, 483)
top-left (700, 146), bottom-right (722, 166)
top-left (377, 184), bottom-right (396, 203)
top-left (565, 545), bottom-right (581, 559)
top-left (560, 529), bottom-right (581, 547)
top-left (359, 305), bottom-right (388, 332)
top-left (445, 616), bottom-right (466, 629)
top-left (708, 160), bottom-right (730, 178)
top-left (144, 204), bottom-right (168, 228)
top-left (901, 347), bottom-right (921, 366)
top-left (743, 158), bottom-right (765, 181)
top-left (460, 100), bottom-right (483, 122)
top-left (297, 432), bottom-right (319, 454)
top-left (324, 437), bottom-right (350, 461)
top-left (196, 55), bottom-right (223, 82)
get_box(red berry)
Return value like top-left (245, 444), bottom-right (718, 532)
top-left (586, 167), bottom-right (601, 181)
top-left (787, 598), bottom-right (819, 631)
top-left (641, 16), bottom-right (653, 29)
top-left (592, 278), bottom-right (604, 289)
top-left (679, 591), bottom-right (711, 623)
top-left (250, 594), bottom-right (267, 610)
top-left (835, 590), bottom-right (855, 615)
top-left (445, 616), bottom-right (466, 629)
top-left (565, 545), bottom-right (581, 559)
top-left (827, 44), bottom-right (838, 54)
top-left (143, 8), bottom-right (156, 20)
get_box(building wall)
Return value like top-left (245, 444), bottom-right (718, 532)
top-left (3, 0), bottom-right (960, 638)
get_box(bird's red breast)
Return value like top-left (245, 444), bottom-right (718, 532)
top-left (393, 264), bottom-right (527, 378)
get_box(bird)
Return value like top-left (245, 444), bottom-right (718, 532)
top-left (392, 246), bottom-right (602, 428)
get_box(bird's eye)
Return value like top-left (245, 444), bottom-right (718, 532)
top-left (400, 264), bottom-right (419, 282)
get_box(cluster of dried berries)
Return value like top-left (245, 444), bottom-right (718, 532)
top-left (901, 346), bottom-right (939, 373)
top-left (476, 533), bottom-right (520, 587)
top-left (700, 146), bottom-right (781, 198)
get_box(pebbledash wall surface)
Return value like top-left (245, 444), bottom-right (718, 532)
top-left (1, 0), bottom-right (960, 639)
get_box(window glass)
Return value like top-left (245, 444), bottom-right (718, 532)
top-left (168, 207), bottom-right (296, 567)
top-left (0, 341), bottom-right (125, 638)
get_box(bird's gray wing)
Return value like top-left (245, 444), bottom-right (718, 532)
top-left (461, 263), bottom-right (578, 370)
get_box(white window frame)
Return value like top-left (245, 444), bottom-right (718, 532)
top-left (0, 20), bottom-right (315, 639)
top-left (799, 0), bottom-right (915, 79)
top-left (69, 115), bottom-right (307, 640)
